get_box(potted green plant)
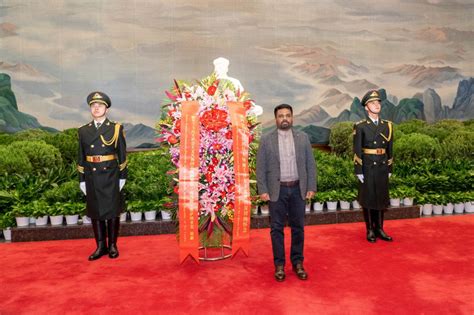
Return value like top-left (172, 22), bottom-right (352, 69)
top-left (47, 202), bottom-right (65, 226)
top-left (465, 191), bottom-right (474, 213)
top-left (430, 193), bottom-right (444, 215)
top-left (324, 190), bottom-right (339, 211)
top-left (399, 186), bottom-right (417, 206)
top-left (159, 196), bottom-right (176, 221)
top-left (143, 200), bottom-right (159, 221)
top-left (450, 192), bottom-right (465, 214)
top-left (127, 200), bottom-right (143, 221)
top-left (30, 200), bottom-right (49, 226)
top-left (11, 203), bottom-right (31, 227)
top-left (62, 202), bottom-right (84, 225)
top-left (389, 186), bottom-right (403, 207)
top-left (338, 189), bottom-right (353, 210)
top-left (0, 211), bottom-right (15, 241)
top-left (312, 192), bottom-right (325, 211)
top-left (418, 193), bottom-right (433, 216)
top-left (443, 192), bottom-right (454, 214)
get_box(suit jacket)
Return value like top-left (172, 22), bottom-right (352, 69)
top-left (256, 128), bottom-right (317, 202)
top-left (77, 118), bottom-right (127, 220)
top-left (353, 118), bottom-right (393, 210)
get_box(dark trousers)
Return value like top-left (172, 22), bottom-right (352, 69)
top-left (269, 185), bottom-right (306, 266)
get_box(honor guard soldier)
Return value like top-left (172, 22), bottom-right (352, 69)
top-left (78, 92), bottom-right (127, 260)
top-left (353, 90), bottom-right (393, 243)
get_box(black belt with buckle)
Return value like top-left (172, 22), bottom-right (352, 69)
top-left (280, 180), bottom-right (299, 187)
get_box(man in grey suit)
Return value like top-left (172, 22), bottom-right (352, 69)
top-left (257, 103), bottom-right (317, 282)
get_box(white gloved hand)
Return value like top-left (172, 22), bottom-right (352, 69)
top-left (80, 182), bottom-right (86, 195)
top-left (389, 173), bottom-right (392, 178)
top-left (357, 174), bottom-right (364, 183)
top-left (119, 179), bottom-right (126, 191)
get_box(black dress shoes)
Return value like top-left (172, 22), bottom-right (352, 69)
top-left (292, 263), bottom-right (308, 280)
top-left (108, 244), bottom-right (119, 258)
top-left (88, 246), bottom-right (108, 261)
top-left (367, 230), bottom-right (377, 243)
top-left (274, 265), bottom-right (285, 282)
top-left (376, 229), bottom-right (393, 242)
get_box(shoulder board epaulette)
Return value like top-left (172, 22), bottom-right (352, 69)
top-left (355, 120), bottom-right (365, 125)
top-left (79, 122), bottom-right (91, 129)
top-left (382, 119), bottom-right (392, 124)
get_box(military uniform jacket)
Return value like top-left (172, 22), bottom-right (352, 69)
top-left (78, 118), bottom-right (127, 220)
top-left (353, 118), bottom-right (393, 210)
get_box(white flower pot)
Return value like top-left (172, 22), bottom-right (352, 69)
top-left (130, 211), bottom-right (142, 222)
top-left (432, 205), bottom-right (443, 215)
top-left (260, 205), bottom-right (269, 215)
top-left (120, 212), bottom-right (127, 222)
top-left (454, 203), bottom-right (465, 214)
top-left (422, 204), bottom-right (433, 216)
top-left (50, 215), bottom-right (64, 226)
top-left (390, 198), bottom-right (400, 207)
top-left (352, 200), bottom-right (361, 209)
top-left (305, 204), bottom-right (311, 212)
top-left (313, 202), bottom-right (324, 211)
top-left (15, 216), bottom-right (30, 227)
top-left (403, 198), bottom-right (414, 206)
top-left (81, 215), bottom-right (92, 224)
top-left (161, 210), bottom-right (172, 220)
top-left (35, 216), bottom-right (49, 226)
top-left (443, 203), bottom-right (454, 214)
top-left (29, 217), bottom-right (36, 225)
top-left (327, 201), bottom-right (338, 211)
top-left (340, 201), bottom-right (350, 210)
top-left (3, 228), bottom-right (12, 241)
top-left (65, 214), bottom-right (79, 225)
top-left (144, 210), bottom-right (157, 221)
top-left (465, 201), bottom-right (474, 213)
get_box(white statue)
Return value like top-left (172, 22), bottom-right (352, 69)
top-left (213, 57), bottom-right (244, 93)
top-left (213, 57), bottom-right (263, 116)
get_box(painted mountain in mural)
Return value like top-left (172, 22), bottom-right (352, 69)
top-left (123, 123), bottom-right (159, 148)
top-left (289, 78), bottom-right (474, 143)
top-left (383, 65), bottom-right (464, 88)
top-left (0, 73), bottom-right (48, 133)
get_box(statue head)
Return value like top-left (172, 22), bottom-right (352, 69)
top-left (213, 57), bottom-right (230, 77)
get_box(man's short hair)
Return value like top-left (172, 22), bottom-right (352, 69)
top-left (274, 104), bottom-right (293, 117)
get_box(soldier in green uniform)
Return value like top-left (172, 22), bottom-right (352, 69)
top-left (353, 90), bottom-right (393, 243)
top-left (78, 92), bottom-right (127, 260)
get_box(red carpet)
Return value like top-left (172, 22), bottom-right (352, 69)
top-left (1, 215), bottom-right (473, 315)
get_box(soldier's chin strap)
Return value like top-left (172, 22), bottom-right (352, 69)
top-left (100, 123), bottom-right (121, 148)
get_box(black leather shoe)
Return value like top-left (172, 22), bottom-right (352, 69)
top-left (292, 263), bottom-right (308, 280)
top-left (108, 243), bottom-right (119, 258)
top-left (376, 229), bottom-right (393, 242)
top-left (274, 265), bottom-right (285, 282)
top-left (88, 246), bottom-right (108, 261)
top-left (367, 230), bottom-right (377, 243)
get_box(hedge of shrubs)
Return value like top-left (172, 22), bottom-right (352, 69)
top-left (0, 119), bottom-right (473, 231)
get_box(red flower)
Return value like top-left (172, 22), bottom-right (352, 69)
top-left (212, 143), bottom-right (222, 151)
top-left (173, 185), bottom-right (179, 194)
top-left (212, 157), bottom-right (218, 165)
top-left (201, 109), bottom-right (228, 132)
top-left (168, 135), bottom-right (178, 144)
top-left (205, 172), bottom-right (213, 183)
top-left (174, 119), bottom-right (181, 131)
top-left (243, 100), bottom-right (253, 111)
top-left (225, 130), bottom-right (233, 139)
top-left (207, 85), bottom-right (217, 96)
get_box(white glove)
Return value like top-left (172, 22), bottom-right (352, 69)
top-left (389, 173), bottom-right (392, 178)
top-left (357, 174), bottom-right (364, 183)
top-left (119, 179), bottom-right (126, 191)
top-left (80, 182), bottom-right (86, 195)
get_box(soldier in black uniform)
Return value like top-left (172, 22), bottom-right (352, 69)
top-left (353, 90), bottom-right (393, 243)
top-left (78, 92), bottom-right (127, 260)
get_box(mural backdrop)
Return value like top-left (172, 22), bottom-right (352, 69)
top-left (0, 0), bottom-right (473, 146)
